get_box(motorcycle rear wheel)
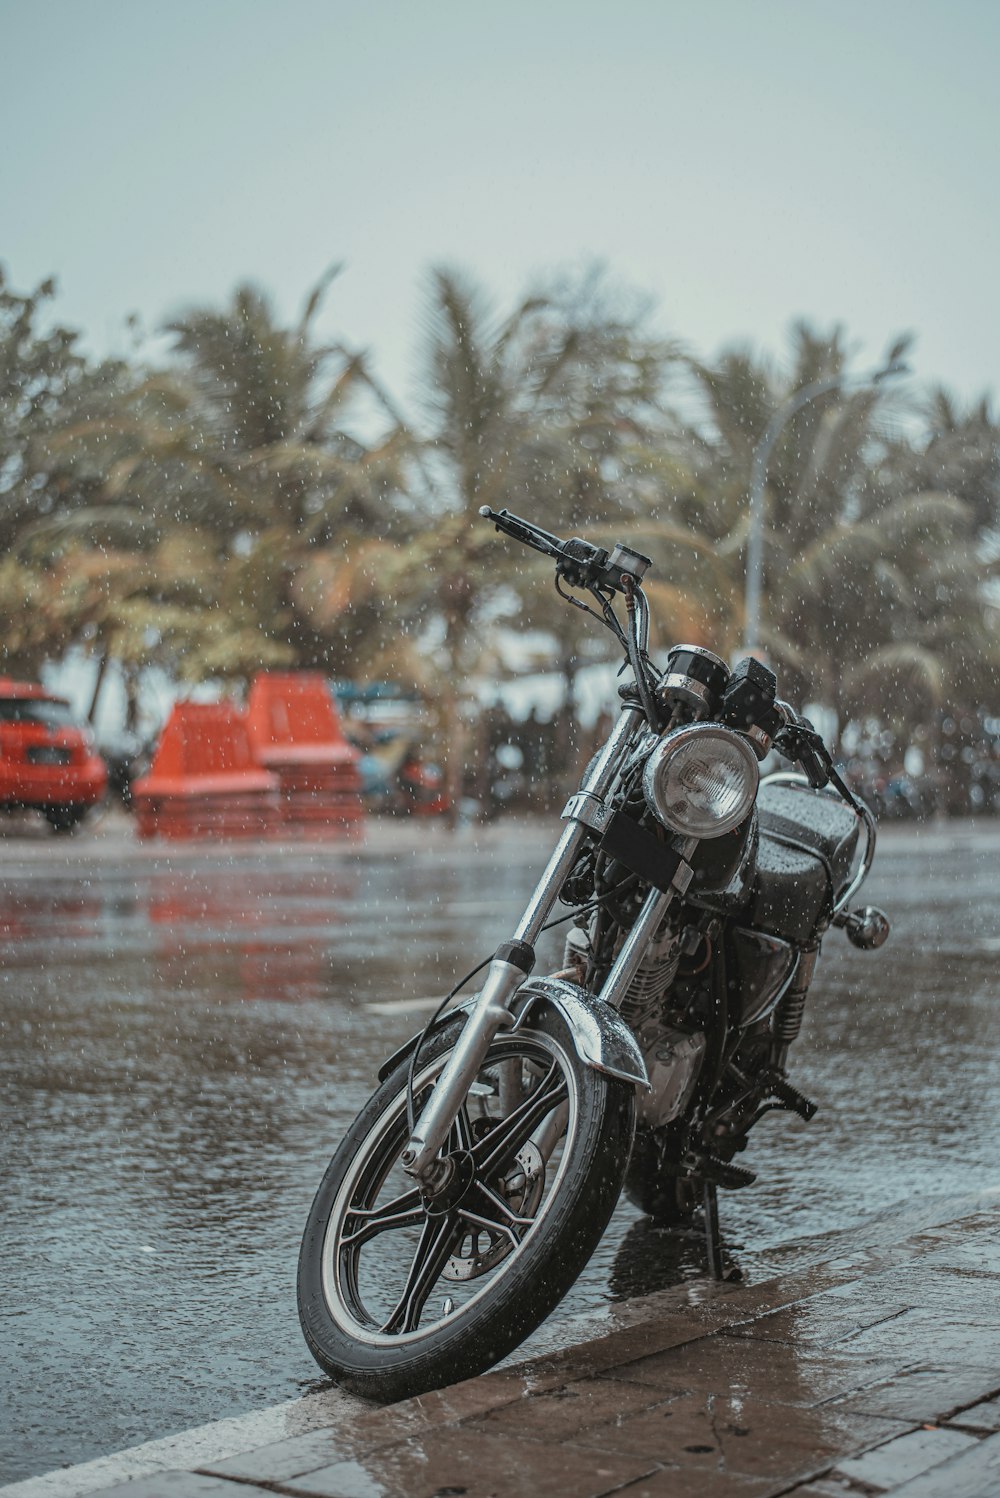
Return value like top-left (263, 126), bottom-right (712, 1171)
top-left (624, 1123), bottom-right (700, 1224)
top-left (297, 1005), bottom-right (635, 1402)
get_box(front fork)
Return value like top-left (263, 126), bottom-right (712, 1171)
top-left (400, 707), bottom-right (690, 1189)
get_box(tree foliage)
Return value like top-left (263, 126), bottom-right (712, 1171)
top-left (0, 263), bottom-right (995, 799)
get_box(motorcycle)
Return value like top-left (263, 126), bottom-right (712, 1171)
top-left (297, 507), bottom-right (890, 1402)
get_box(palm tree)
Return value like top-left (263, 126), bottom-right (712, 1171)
top-left (404, 265), bottom-right (675, 815)
top-left (684, 324), bottom-right (997, 769)
top-left (882, 388), bottom-right (1000, 540)
top-left (5, 269), bottom-right (413, 705)
top-left (0, 267), bottom-right (93, 561)
top-left (141, 272), bottom-right (411, 676)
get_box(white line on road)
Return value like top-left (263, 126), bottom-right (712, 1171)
top-left (0, 1388), bottom-right (370, 1498)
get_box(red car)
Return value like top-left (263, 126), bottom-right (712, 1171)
top-left (0, 680), bottom-right (107, 832)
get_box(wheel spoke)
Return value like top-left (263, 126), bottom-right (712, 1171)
top-left (473, 1178), bottom-right (536, 1230)
top-left (458, 1179), bottom-right (535, 1253)
top-left (379, 1214), bottom-right (461, 1335)
top-left (449, 1103), bottom-right (474, 1153)
top-left (341, 1188), bottom-right (423, 1249)
top-left (457, 1207), bottom-right (520, 1253)
top-left (471, 1060), bottom-right (568, 1180)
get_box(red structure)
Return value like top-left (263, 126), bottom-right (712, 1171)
top-left (132, 701), bottom-right (280, 839)
top-left (246, 672), bottom-right (364, 837)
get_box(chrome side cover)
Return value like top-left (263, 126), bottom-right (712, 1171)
top-left (512, 976), bottom-right (649, 1089)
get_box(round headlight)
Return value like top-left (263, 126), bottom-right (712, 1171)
top-left (643, 725), bottom-right (759, 839)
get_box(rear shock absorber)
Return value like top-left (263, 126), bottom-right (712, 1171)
top-left (772, 943), bottom-right (819, 1061)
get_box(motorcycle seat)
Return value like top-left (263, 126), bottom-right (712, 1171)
top-left (745, 783), bottom-right (861, 943)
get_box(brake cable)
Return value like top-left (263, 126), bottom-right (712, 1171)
top-left (621, 575), bottom-right (660, 730)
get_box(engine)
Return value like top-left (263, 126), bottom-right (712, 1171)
top-left (563, 915), bottom-right (706, 1128)
top-left (563, 916), bottom-right (681, 1028)
top-left (617, 920), bottom-right (683, 1030)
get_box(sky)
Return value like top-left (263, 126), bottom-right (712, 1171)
top-left (3, 0), bottom-right (998, 414)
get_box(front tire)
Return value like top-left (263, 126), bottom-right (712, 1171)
top-left (297, 1005), bottom-right (635, 1402)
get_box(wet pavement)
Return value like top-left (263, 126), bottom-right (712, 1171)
top-left (21, 1193), bottom-right (1000, 1497)
top-left (1, 815), bottom-right (998, 1486)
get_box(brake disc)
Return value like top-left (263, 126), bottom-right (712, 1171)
top-left (443, 1141), bottom-right (544, 1281)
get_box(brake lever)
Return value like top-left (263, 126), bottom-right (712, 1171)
top-left (478, 506), bottom-right (566, 561)
top-left (775, 718), bottom-right (832, 790)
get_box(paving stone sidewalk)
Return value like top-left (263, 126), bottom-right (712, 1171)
top-left (78, 1203), bottom-right (1000, 1498)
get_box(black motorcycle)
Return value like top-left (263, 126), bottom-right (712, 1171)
top-left (297, 508), bottom-right (889, 1401)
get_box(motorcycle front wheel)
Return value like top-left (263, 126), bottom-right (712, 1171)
top-left (297, 1005), bottom-right (635, 1402)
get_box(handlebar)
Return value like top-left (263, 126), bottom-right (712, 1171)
top-left (480, 506), bottom-right (866, 828)
top-left (478, 507), bottom-right (652, 594)
top-left (477, 507), bottom-right (566, 560)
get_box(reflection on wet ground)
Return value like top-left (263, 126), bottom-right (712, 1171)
top-left (1, 819), bottom-right (998, 1482)
top-left (188, 1200), bottom-right (1000, 1498)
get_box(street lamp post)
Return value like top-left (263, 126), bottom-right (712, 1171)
top-left (741, 359), bottom-right (908, 658)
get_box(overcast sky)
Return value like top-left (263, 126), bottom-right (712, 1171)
top-left (3, 0), bottom-right (997, 412)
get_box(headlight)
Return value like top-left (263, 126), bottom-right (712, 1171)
top-left (643, 724), bottom-right (759, 839)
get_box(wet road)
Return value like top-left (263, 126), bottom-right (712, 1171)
top-left (1, 817), bottom-right (998, 1483)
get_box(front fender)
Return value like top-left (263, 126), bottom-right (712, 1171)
top-left (376, 996), bottom-right (477, 1082)
top-left (513, 976), bottom-right (649, 1090)
top-left (376, 981), bottom-right (648, 1091)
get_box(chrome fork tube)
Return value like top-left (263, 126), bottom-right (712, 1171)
top-left (514, 706), bottom-right (643, 946)
top-left (400, 955), bottom-right (533, 1182)
top-left (597, 837), bottom-right (697, 1012)
top-left (597, 887), bottom-right (673, 1011)
top-left (401, 707), bottom-right (643, 1185)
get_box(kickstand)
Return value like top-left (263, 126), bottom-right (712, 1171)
top-left (703, 1181), bottom-right (724, 1280)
